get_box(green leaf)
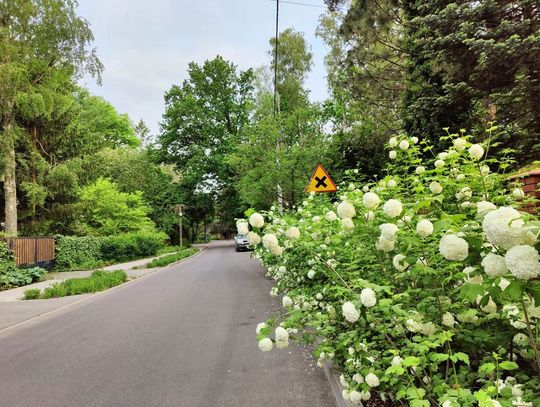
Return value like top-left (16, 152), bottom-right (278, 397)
top-left (430, 353), bottom-right (449, 363)
top-left (499, 361), bottom-right (518, 370)
top-left (478, 363), bottom-right (496, 375)
top-left (504, 281), bottom-right (526, 301)
top-left (407, 387), bottom-right (426, 400)
top-left (454, 352), bottom-right (470, 365)
top-left (403, 356), bottom-right (421, 367)
top-left (385, 365), bottom-right (405, 376)
top-left (460, 283), bottom-right (485, 302)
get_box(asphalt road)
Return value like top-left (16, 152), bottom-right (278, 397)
top-left (0, 242), bottom-right (335, 407)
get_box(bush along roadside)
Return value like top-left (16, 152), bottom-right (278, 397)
top-left (241, 128), bottom-right (540, 406)
top-left (144, 248), bottom-right (199, 268)
top-left (54, 231), bottom-right (168, 271)
top-left (24, 270), bottom-right (127, 299)
top-left (0, 241), bottom-right (47, 290)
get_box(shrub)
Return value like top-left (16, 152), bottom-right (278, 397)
top-left (1, 241), bottom-right (47, 290)
top-left (246, 128), bottom-right (540, 406)
top-left (100, 232), bottom-right (166, 262)
top-left (145, 248), bottom-right (198, 268)
top-left (54, 235), bottom-right (103, 271)
top-left (24, 288), bottom-right (41, 300)
top-left (40, 270), bottom-right (127, 298)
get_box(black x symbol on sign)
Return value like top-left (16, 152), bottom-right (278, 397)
top-left (315, 176), bottom-right (328, 188)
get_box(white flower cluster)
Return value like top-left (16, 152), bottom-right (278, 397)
top-left (249, 213), bottom-right (265, 228)
top-left (342, 301), bottom-right (360, 323)
top-left (376, 223), bottom-right (398, 252)
top-left (439, 234), bottom-right (469, 261)
top-left (383, 199), bottom-right (403, 218)
top-left (482, 207), bottom-right (535, 250)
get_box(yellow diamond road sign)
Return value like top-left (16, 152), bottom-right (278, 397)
top-left (306, 164), bottom-right (337, 193)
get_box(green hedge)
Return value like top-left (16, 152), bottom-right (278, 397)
top-left (55, 232), bottom-right (167, 271)
top-left (100, 232), bottom-right (166, 262)
top-left (54, 235), bottom-right (102, 272)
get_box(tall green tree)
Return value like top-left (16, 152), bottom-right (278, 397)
top-left (0, 0), bottom-right (102, 236)
top-left (158, 56), bottom-right (254, 234)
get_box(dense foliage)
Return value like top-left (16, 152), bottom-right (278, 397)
top-left (54, 232), bottom-right (166, 271)
top-left (243, 129), bottom-right (540, 406)
top-left (0, 240), bottom-right (46, 290)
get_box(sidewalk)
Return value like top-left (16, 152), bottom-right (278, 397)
top-left (0, 251), bottom-right (186, 303)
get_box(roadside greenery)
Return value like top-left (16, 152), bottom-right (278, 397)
top-left (54, 232), bottom-right (167, 271)
top-left (145, 248), bottom-right (199, 269)
top-left (243, 128), bottom-right (540, 406)
top-left (0, 241), bottom-right (46, 290)
top-left (24, 270), bottom-right (127, 299)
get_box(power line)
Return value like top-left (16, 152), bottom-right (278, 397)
top-left (269, 0), bottom-right (326, 8)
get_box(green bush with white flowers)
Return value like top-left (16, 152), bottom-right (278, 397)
top-left (242, 128), bottom-right (540, 406)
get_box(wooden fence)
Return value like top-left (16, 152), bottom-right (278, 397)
top-left (2, 237), bottom-right (55, 267)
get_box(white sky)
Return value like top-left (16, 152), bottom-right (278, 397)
top-left (76, 0), bottom-right (330, 135)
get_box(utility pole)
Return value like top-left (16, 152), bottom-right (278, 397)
top-left (273, 0), bottom-right (284, 211)
top-left (175, 205), bottom-right (184, 248)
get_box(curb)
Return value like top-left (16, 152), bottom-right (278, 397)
top-left (0, 247), bottom-right (207, 338)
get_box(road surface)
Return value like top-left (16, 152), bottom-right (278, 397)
top-left (0, 241), bottom-right (335, 407)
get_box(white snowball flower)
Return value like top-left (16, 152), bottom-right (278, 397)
top-left (275, 339), bottom-right (289, 349)
top-left (258, 338), bottom-right (273, 352)
top-left (325, 211), bottom-right (337, 222)
top-left (277, 266), bottom-right (286, 275)
top-left (505, 245), bottom-right (540, 280)
top-left (389, 150), bottom-right (397, 159)
top-left (399, 140), bottom-right (409, 150)
top-left (389, 137), bottom-right (398, 147)
top-left (337, 201), bottom-right (356, 219)
top-left (415, 166), bottom-right (426, 175)
top-left (376, 237), bottom-right (395, 252)
top-left (387, 179), bottom-right (397, 188)
top-left (237, 221), bottom-right (249, 235)
top-left (365, 373), bottom-right (380, 387)
top-left (477, 201), bottom-right (496, 214)
top-left (411, 136), bottom-right (419, 144)
top-left (316, 293), bottom-right (323, 300)
top-left (360, 288), bottom-right (377, 307)
top-left (312, 216), bottom-right (320, 222)
top-left (270, 245), bottom-right (284, 257)
top-left (391, 356), bottom-right (403, 366)
top-left (416, 219), bottom-right (434, 237)
top-left (429, 181), bottom-right (443, 194)
top-left (481, 253), bottom-right (508, 277)
top-left (513, 333), bottom-right (529, 346)
top-left (282, 296), bottom-right (293, 308)
top-left (383, 199), bottom-right (403, 218)
top-left (482, 207), bottom-right (535, 250)
top-left (453, 137), bottom-right (467, 152)
top-left (392, 254), bottom-right (409, 271)
top-left (349, 390), bottom-right (363, 403)
top-left (435, 159), bottom-right (445, 169)
top-left (442, 312), bottom-right (456, 327)
top-left (363, 192), bottom-right (381, 209)
top-left (379, 223), bottom-right (398, 240)
top-left (469, 144), bottom-right (484, 160)
top-left (285, 227), bottom-right (300, 240)
top-left (439, 234), bottom-right (469, 261)
top-left (247, 232), bottom-right (261, 246)
top-left (249, 213), bottom-right (265, 228)
top-left (262, 233), bottom-right (279, 249)
top-left (513, 188), bottom-right (525, 199)
top-left (498, 278), bottom-right (511, 291)
top-left (362, 185), bottom-right (370, 192)
top-left (341, 218), bottom-right (354, 230)
top-left (438, 152), bottom-right (449, 160)
top-left (342, 301), bottom-right (360, 323)
top-left (307, 269), bottom-right (316, 279)
top-left (270, 287), bottom-right (278, 297)
top-left (481, 297), bottom-right (498, 314)
top-left (275, 327), bottom-right (289, 342)
top-left (353, 373), bottom-right (364, 384)
top-left (256, 322), bottom-right (267, 334)
top-left (480, 165), bottom-right (490, 175)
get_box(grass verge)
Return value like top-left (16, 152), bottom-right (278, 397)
top-left (145, 248), bottom-right (199, 268)
top-left (24, 270), bottom-right (127, 300)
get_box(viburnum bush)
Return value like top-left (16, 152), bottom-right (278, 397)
top-left (241, 128), bottom-right (540, 406)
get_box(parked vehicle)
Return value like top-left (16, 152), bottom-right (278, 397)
top-left (234, 234), bottom-right (250, 252)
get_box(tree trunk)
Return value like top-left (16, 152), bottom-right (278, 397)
top-left (3, 124), bottom-right (17, 236)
